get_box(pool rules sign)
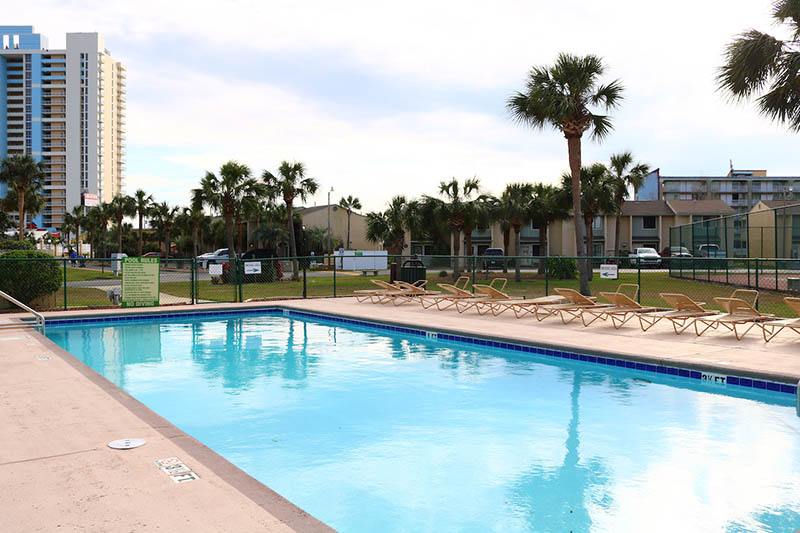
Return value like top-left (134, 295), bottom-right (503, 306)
top-left (121, 257), bottom-right (160, 308)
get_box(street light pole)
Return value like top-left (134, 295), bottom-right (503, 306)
top-left (327, 187), bottom-right (334, 256)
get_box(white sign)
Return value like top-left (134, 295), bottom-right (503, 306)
top-left (209, 264), bottom-right (223, 276)
top-left (334, 250), bottom-right (389, 271)
top-left (83, 193), bottom-right (99, 207)
top-left (600, 264), bottom-right (618, 280)
top-left (244, 261), bottom-right (261, 275)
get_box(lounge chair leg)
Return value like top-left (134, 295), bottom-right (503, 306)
top-left (581, 312), bottom-right (602, 327)
top-left (694, 320), bottom-right (715, 337)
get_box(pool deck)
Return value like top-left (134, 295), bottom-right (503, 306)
top-left (1, 296), bottom-right (799, 531)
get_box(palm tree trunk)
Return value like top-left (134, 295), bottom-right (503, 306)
top-left (464, 228), bottom-right (473, 272)
top-left (503, 229), bottom-right (510, 273)
top-left (17, 186), bottom-right (25, 241)
top-left (165, 227), bottom-right (171, 259)
top-left (236, 218), bottom-right (244, 255)
top-left (192, 223), bottom-right (199, 260)
top-left (346, 211), bottom-right (352, 249)
top-left (514, 225), bottom-right (522, 282)
top-left (538, 222), bottom-right (547, 275)
top-left (286, 200), bottom-right (299, 281)
top-left (117, 216), bottom-right (124, 254)
top-left (614, 212), bottom-right (622, 257)
top-left (224, 210), bottom-right (236, 257)
top-left (138, 211), bottom-right (144, 256)
top-left (585, 218), bottom-right (594, 281)
top-left (452, 227), bottom-right (461, 276)
top-left (567, 135), bottom-right (589, 295)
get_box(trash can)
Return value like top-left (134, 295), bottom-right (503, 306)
top-left (399, 257), bottom-right (426, 284)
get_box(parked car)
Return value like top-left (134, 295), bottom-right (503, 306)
top-left (628, 247), bottom-right (662, 268)
top-left (661, 246), bottom-right (692, 258)
top-left (241, 248), bottom-right (272, 260)
top-left (142, 251), bottom-right (171, 258)
top-left (696, 244), bottom-right (726, 258)
top-left (482, 248), bottom-right (506, 269)
top-left (197, 248), bottom-right (230, 269)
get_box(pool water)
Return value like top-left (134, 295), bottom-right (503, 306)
top-left (47, 314), bottom-right (800, 532)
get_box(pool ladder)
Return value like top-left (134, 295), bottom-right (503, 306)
top-left (0, 290), bottom-right (45, 335)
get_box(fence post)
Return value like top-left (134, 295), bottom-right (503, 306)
top-left (333, 255), bottom-right (337, 297)
top-left (776, 260), bottom-right (779, 292)
top-left (725, 258), bottom-right (729, 285)
top-left (303, 262), bottom-right (307, 298)
top-left (637, 261), bottom-right (641, 303)
top-left (755, 258), bottom-right (760, 297)
top-left (544, 256), bottom-right (549, 296)
top-left (471, 256), bottom-right (476, 289)
top-left (190, 259), bottom-right (195, 305)
top-left (62, 258), bottom-right (68, 310)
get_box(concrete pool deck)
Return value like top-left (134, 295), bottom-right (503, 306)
top-left (1, 296), bottom-right (799, 531)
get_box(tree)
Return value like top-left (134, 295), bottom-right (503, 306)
top-left (718, 0), bottom-right (800, 131)
top-left (184, 189), bottom-right (207, 259)
top-left (366, 196), bottom-right (411, 255)
top-left (530, 183), bottom-right (570, 273)
top-left (0, 155), bottom-right (46, 240)
top-left (67, 205), bottom-right (86, 256)
top-left (338, 195), bottom-right (362, 250)
top-left (498, 183), bottom-right (535, 282)
top-left (108, 195), bottom-right (136, 254)
top-left (508, 53), bottom-right (623, 295)
top-left (133, 189), bottom-right (153, 256)
top-left (422, 178), bottom-right (483, 275)
top-left (201, 161), bottom-right (264, 258)
top-left (84, 206), bottom-right (104, 258)
top-left (60, 214), bottom-right (75, 253)
top-left (262, 161), bottom-right (319, 280)
top-left (561, 164), bottom-right (615, 278)
top-left (608, 152), bottom-right (650, 255)
top-left (151, 202), bottom-right (180, 257)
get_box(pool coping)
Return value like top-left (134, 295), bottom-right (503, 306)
top-left (36, 302), bottom-right (799, 396)
top-left (27, 329), bottom-right (334, 533)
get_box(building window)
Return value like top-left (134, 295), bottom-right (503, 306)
top-left (642, 216), bottom-right (656, 230)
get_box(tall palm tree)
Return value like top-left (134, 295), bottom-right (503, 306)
top-left (0, 155), bottom-right (46, 240)
top-left (338, 195), bottom-right (362, 250)
top-left (561, 164), bottom-right (616, 278)
top-left (60, 214), bottom-right (75, 253)
top-left (508, 53), bottom-right (623, 295)
top-left (262, 161), bottom-right (319, 279)
top-left (85, 206), bottom-right (104, 258)
top-left (608, 152), bottom-right (650, 255)
top-left (151, 202), bottom-right (180, 257)
top-left (201, 161), bottom-right (264, 257)
top-left (97, 202), bottom-right (113, 258)
top-left (498, 183), bottom-right (535, 282)
top-left (133, 189), bottom-right (153, 256)
top-left (366, 196), bottom-right (411, 255)
top-left (185, 188), bottom-right (206, 259)
top-left (68, 205), bottom-right (86, 256)
top-left (108, 195), bottom-right (136, 254)
top-left (530, 183), bottom-right (570, 273)
top-left (718, 0), bottom-right (800, 131)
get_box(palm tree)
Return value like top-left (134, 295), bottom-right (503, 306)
top-left (366, 196), bottom-right (411, 255)
top-left (84, 206), bottom-right (104, 258)
top-left (97, 202), bottom-right (113, 258)
top-left (133, 189), bottom-right (153, 256)
top-left (60, 214), bottom-right (75, 254)
top-left (68, 205), bottom-right (86, 256)
top-left (608, 152), bottom-right (650, 255)
top-left (508, 53), bottom-right (623, 295)
top-left (108, 195), bottom-right (136, 254)
top-left (718, 0), bottom-right (800, 131)
top-left (201, 161), bottom-right (264, 257)
top-left (530, 183), bottom-right (570, 273)
top-left (498, 183), bottom-right (535, 282)
top-left (185, 189), bottom-right (207, 259)
top-left (151, 202), bottom-right (180, 257)
top-left (262, 161), bottom-right (319, 279)
top-left (0, 155), bottom-right (46, 240)
top-left (338, 195), bottom-right (362, 250)
top-left (561, 164), bottom-right (616, 278)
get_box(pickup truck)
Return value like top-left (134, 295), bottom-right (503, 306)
top-left (696, 244), bottom-right (726, 258)
top-left (628, 247), bottom-right (662, 268)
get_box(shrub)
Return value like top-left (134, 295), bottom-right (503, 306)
top-left (547, 256), bottom-right (578, 280)
top-left (0, 239), bottom-right (35, 251)
top-left (439, 270), bottom-right (448, 277)
top-left (0, 250), bottom-right (62, 305)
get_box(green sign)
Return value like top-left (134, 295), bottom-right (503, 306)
top-left (121, 257), bottom-right (160, 308)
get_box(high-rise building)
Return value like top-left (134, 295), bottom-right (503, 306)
top-left (636, 168), bottom-right (800, 213)
top-left (0, 26), bottom-right (125, 230)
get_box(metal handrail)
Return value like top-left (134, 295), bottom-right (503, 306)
top-left (0, 290), bottom-right (45, 334)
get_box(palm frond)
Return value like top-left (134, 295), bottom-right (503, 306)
top-left (588, 114), bottom-right (614, 141)
top-left (718, 30), bottom-right (785, 100)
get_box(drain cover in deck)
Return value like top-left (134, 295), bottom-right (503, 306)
top-left (108, 438), bottom-right (146, 450)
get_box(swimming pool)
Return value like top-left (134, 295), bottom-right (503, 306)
top-left (47, 310), bottom-right (800, 532)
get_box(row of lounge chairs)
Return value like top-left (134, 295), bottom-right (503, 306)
top-left (353, 278), bottom-right (800, 342)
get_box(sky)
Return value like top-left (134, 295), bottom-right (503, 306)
top-left (14, 0), bottom-right (799, 213)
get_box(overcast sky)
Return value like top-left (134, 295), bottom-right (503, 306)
top-left (16, 0), bottom-right (799, 212)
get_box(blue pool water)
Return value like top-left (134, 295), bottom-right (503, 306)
top-left (47, 313), bottom-right (800, 532)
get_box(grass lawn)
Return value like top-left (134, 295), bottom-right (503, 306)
top-left (159, 271), bottom-right (796, 316)
top-left (53, 287), bottom-right (112, 308)
top-left (65, 267), bottom-right (117, 282)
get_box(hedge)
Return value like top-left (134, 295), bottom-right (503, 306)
top-left (0, 250), bottom-right (62, 305)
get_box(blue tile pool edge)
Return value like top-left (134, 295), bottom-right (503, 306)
top-left (44, 306), bottom-right (799, 397)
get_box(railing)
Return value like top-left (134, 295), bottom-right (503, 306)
top-left (0, 289), bottom-right (45, 334)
